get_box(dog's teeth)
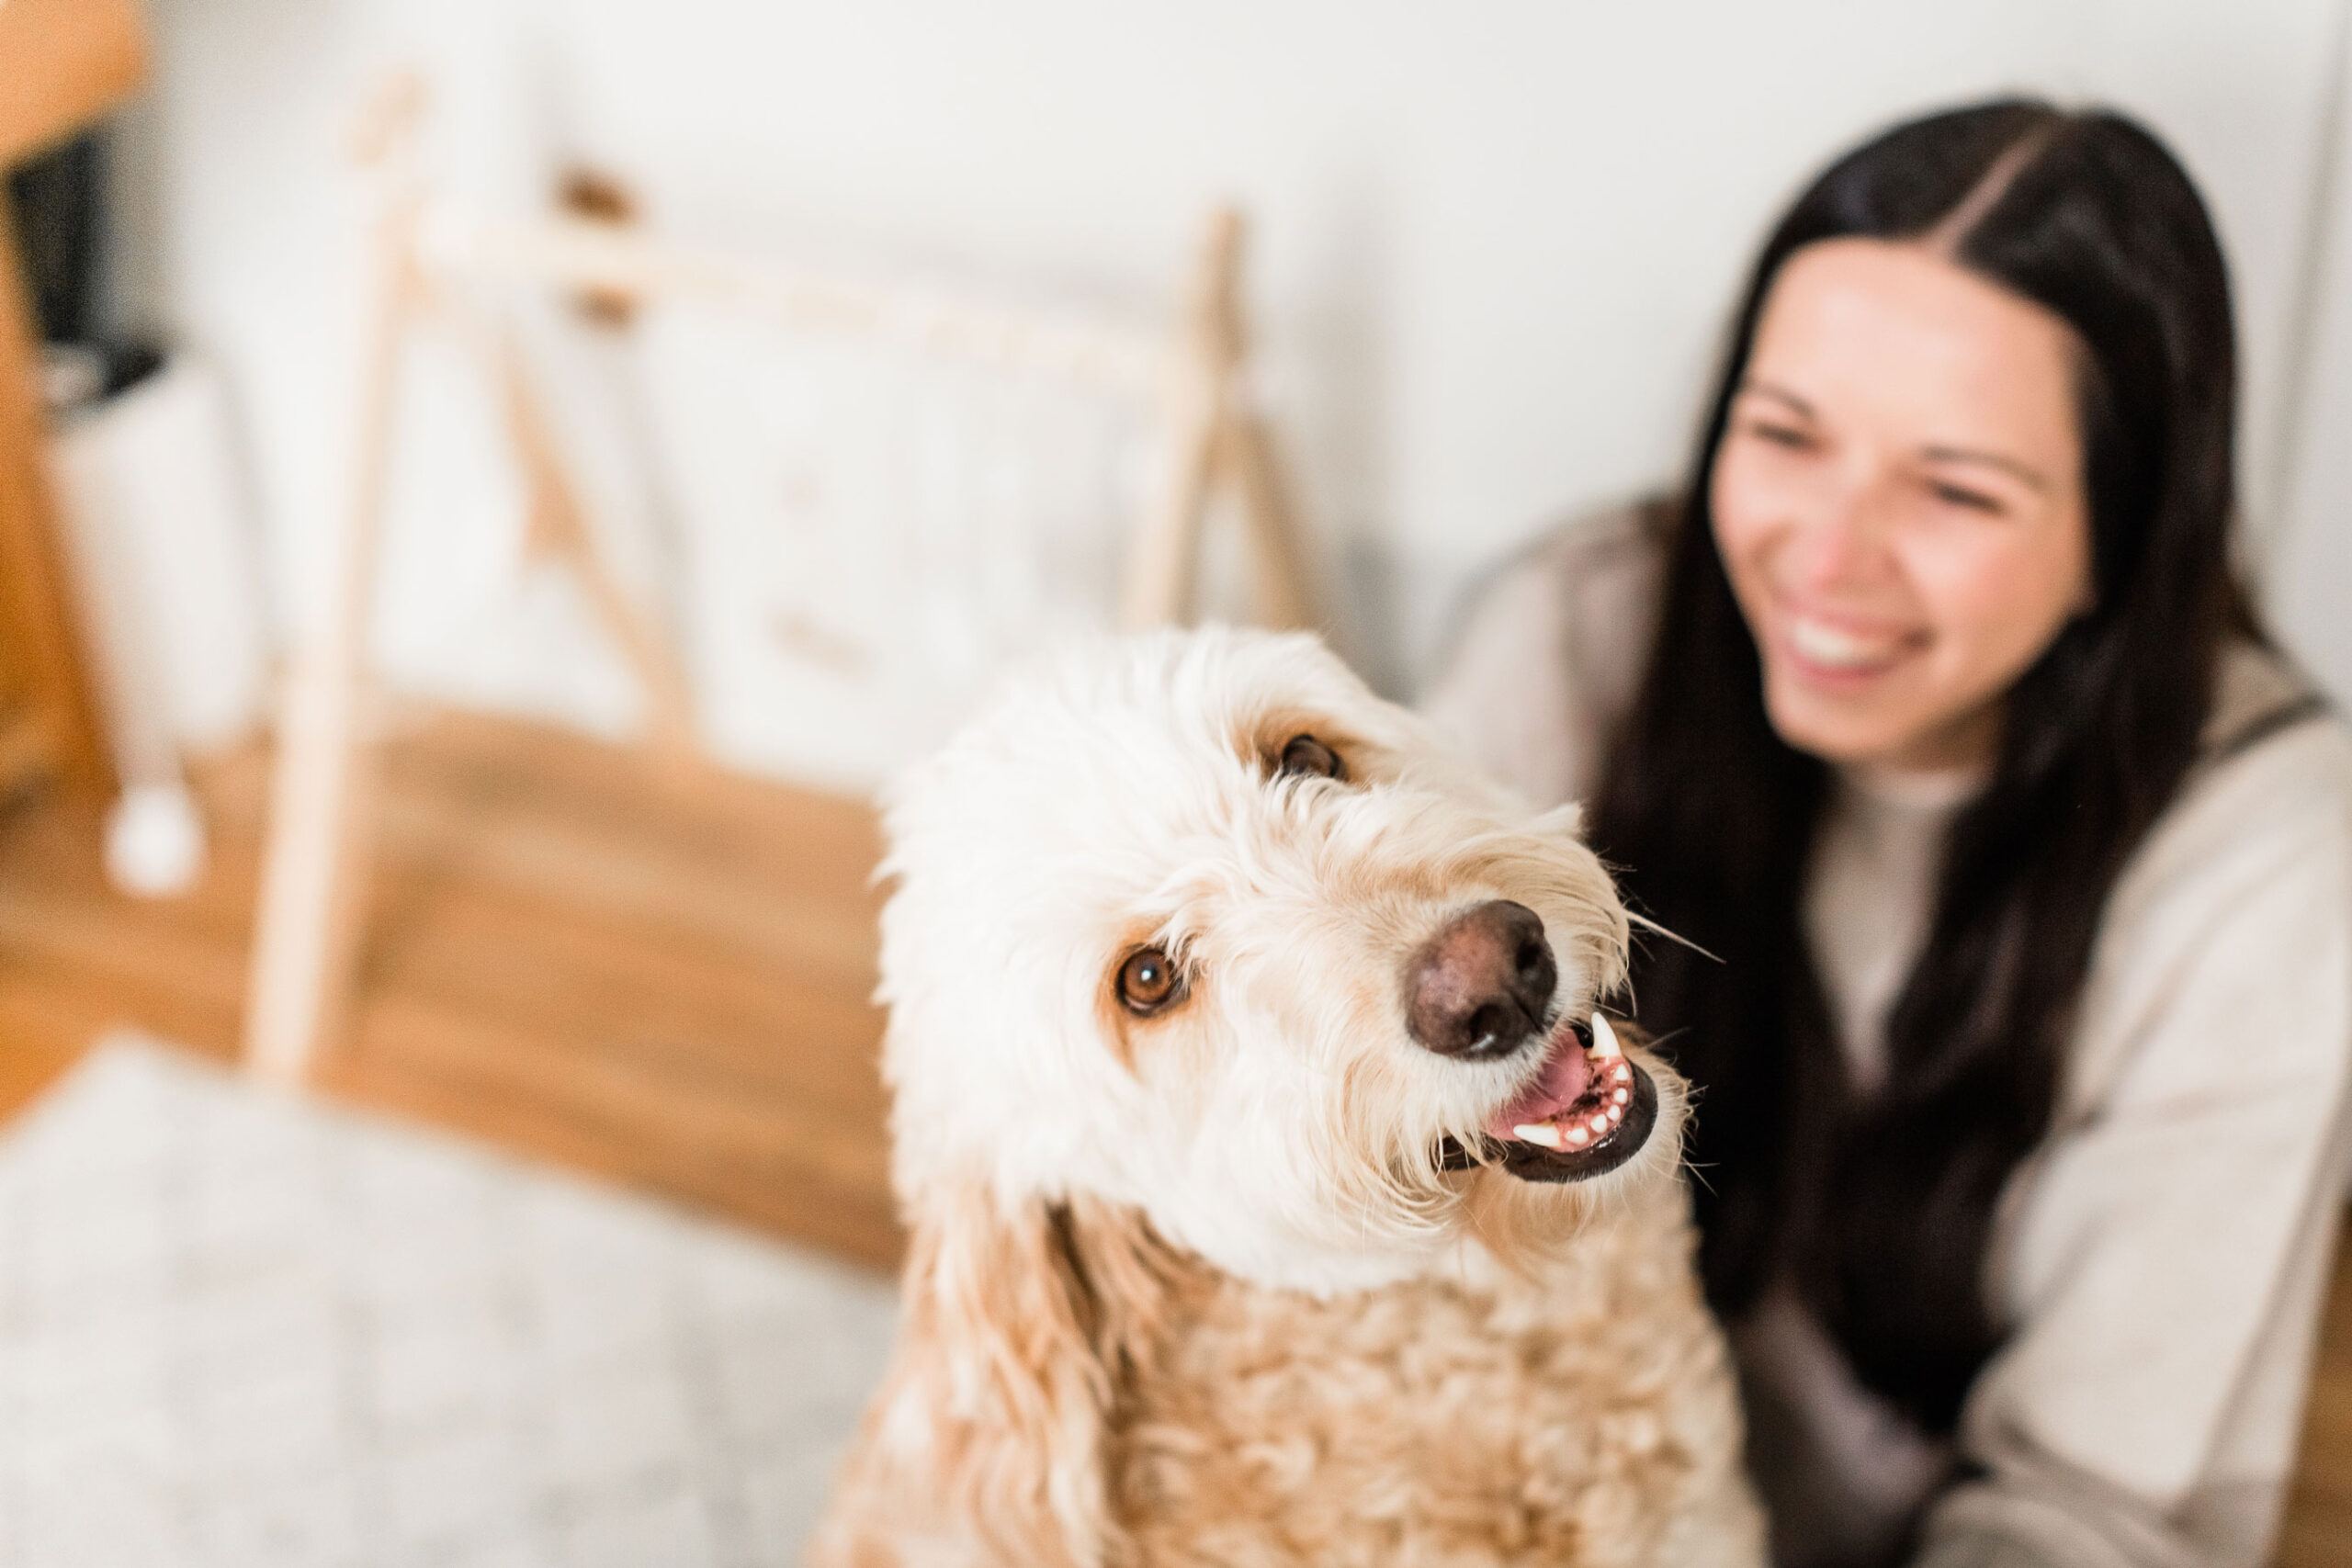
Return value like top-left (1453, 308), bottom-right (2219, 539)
top-left (1606, 1103), bottom-right (1624, 1123)
top-left (1589, 1112), bottom-right (1612, 1136)
top-left (1612, 1088), bottom-right (1630, 1106)
top-left (1566, 1124), bottom-right (1591, 1147)
top-left (1513, 1122), bottom-right (1564, 1150)
top-left (1589, 1012), bottom-right (1622, 1059)
top-left (1610, 1062), bottom-right (1634, 1084)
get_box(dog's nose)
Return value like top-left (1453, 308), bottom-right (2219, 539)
top-left (1405, 899), bottom-right (1557, 1058)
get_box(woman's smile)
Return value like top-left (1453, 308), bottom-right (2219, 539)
top-left (1775, 604), bottom-right (1928, 682)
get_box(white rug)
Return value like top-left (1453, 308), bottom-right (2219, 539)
top-left (0, 1037), bottom-right (899, 1567)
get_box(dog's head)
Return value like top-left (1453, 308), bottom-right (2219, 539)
top-left (877, 626), bottom-right (1683, 1293)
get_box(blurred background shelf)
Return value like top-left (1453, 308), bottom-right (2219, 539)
top-left (0, 0), bottom-right (146, 809)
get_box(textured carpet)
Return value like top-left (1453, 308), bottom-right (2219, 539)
top-left (0, 1037), bottom-right (897, 1566)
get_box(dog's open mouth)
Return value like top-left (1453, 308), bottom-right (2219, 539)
top-left (1440, 1013), bottom-right (1659, 1184)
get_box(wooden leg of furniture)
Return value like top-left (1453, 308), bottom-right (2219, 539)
top-left (488, 325), bottom-right (701, 766)
top-left (1122, 208), bottom-right (1246, 630)
top-left (242, 197), bottom-right (415, 1083)
top-left (1120, 206), bottom-right (1316, 634)
top-left (1216, 411), bottom-right (1314, 632)
top-left (1122, 363), bottom-right (1221, 629)
top-left (243, 647), bottom-right (382, 1082)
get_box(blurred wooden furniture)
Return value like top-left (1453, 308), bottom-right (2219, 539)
top-left (1120, 205), bottom-right (1314, 633)
top-left (243, 71), bottom-right (1317, 1082)
top-left (0, 0), bottom-right (146, 806)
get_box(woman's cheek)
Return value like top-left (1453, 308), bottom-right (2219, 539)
top-left (1896, 522), bottom-right (2075, 691)
top-left (1710, 446), bottom-right (1793, 598)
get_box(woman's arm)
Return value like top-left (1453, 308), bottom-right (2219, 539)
top-left (1917, 718), bottom-right (2352, 1568)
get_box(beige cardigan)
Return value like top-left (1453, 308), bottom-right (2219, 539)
top-left (1421, 506), bottom-right (2352, 1568)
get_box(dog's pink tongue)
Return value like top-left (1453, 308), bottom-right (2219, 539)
top-left (1487, 1030), bottom-right (1592, 1138)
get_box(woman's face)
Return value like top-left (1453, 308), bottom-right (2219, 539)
top-left (1711, 237), bottom-right (2093, 773)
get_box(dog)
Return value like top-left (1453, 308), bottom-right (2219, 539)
top-left (811, 627), bottom-right (1762, 1568)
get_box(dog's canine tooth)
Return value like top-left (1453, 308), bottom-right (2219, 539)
top-left (1513, 1122), bottom-right (1565, 1150)
top-left (1589, 1012), bottom-right (1622, 1059)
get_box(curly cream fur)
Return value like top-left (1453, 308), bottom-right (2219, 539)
top-left (811, 628), bottom-right (1762, 1568)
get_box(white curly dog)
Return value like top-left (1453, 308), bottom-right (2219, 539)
top-left (813, 626), bottom-right (1762, 1568)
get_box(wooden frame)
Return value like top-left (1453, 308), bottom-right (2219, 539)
top-left (0, 0), bottom-right (148, 805)
top-left (243, 73), bottom-right (1316, 1081)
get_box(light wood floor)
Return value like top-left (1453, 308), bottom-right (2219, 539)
top-left (0, 711), bottom-right (898, 1269)
top-left (0, 711), bottom-right (2346, 1561)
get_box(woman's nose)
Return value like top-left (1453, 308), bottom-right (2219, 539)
top-left (1783, 474), bottom-right (1896, 592)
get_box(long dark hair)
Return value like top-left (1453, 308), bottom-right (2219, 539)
top-left (1591, 100), bottom-right (2248, 1434)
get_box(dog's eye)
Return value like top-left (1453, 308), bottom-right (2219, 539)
top-left (1277, 733), bottom-right (1345, 782)
top-left (1116, 947), bottom-right (1184, 1015)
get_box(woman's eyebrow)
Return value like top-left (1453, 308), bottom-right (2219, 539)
top-left (1736, 378), bottom-right (1815, 419)
top-left (1919, 445), bottom-right (2052, 493)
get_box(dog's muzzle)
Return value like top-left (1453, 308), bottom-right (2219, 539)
top-left (1407, 902), bottom-right (1657, 1182)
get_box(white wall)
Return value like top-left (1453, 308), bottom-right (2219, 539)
top-left (126, 0), bottom-right (2352, 784)
top-left (2272, 7), bottom-right (2352, 707)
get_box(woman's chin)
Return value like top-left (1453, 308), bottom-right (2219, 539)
top-left (1763, 670), bottom-right (1918, 766)
top-left (1763, 671), bottom-right (2003, 774)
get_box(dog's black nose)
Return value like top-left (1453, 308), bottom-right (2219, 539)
top-left (1405, 899), bottom-right (1557, 1058)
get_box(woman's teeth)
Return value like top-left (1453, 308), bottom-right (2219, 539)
top-left (1787, 615), bottom-right (1904, 671)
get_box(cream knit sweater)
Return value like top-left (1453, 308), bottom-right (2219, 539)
top-left (1421, 505), bottom-right (2352, 1568)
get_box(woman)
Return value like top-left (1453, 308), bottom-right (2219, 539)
top-left (1427, 101), bottom-right (2352, 1568)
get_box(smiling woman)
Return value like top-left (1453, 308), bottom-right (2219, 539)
top-left (1712, 239), bottom-right (2093, 775)
top-left (1428, 99), bottom-right (2352, 1568)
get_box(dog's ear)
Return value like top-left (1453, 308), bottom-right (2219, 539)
top-left (813, 1178), bottom-right (1183, 1568)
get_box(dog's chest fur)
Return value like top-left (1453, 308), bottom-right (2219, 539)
top-left (1105, 1185), bottom-right (1750, 1568)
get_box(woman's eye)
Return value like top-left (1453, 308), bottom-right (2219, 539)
top-left (1928, 480), bottom-right (2004, 514)
top-left (1277, 733), bottom-right (1345, 781)
top-left (1743, 419), bottom-right (1814, 451)
top-left (1116, 947), bottom-right (1184, 1014)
